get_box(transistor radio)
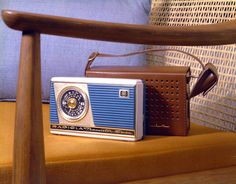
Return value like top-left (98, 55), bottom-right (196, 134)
top-left (50, 77), bottom-right (144, 141)
top-left (85, 49), bottom-right (218, 136)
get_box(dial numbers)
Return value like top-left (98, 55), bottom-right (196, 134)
top-left (59, 88), bottom-right (88, 121)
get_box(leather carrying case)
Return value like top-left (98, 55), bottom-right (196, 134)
top-left (86, 66), bottom-right (191, 135)
top-left (85, 49), bottom-right (218, 136)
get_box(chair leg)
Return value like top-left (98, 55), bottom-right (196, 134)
top-left (13, 31), bottom-right (46, 184)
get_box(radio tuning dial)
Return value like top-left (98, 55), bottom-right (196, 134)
top-left (59, 88), bottom-right (88, 121)
top-left (68, 98), bottom-right (77, 109)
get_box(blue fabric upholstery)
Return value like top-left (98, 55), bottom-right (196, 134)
top-left (0, 0), bottom-right (151, 101)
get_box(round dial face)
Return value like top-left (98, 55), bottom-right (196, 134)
top-left (60, 89), bottom-right (88, 121)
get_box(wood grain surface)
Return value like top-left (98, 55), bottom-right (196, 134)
top-left (2, 10), bottom-right (236, 46)
top-left (13, 32), bottom-right (46, 184)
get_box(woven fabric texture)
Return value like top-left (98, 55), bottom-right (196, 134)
top-left (148, 0), bottom-right (236, 131)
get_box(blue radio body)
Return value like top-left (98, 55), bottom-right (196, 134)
top-left (50, 77), bottom-right (144, 141)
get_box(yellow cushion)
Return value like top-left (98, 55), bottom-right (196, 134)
top-left (1, 102), bottom-right (236, 184)
top-left (124, 166), bottom-right (236, 184)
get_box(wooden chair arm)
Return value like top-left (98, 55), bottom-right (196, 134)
top-left (2, 9), bottom-right (236, 46)
top-left (2, 9), bottom-right (236, 184)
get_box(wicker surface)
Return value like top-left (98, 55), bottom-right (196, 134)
top-left (148, 0), bottom-right (236, 131)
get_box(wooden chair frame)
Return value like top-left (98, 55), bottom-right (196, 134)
top-left (2, 10), bottom-right (236, 184)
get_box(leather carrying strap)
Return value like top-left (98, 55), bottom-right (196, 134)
top-left (86, 48), bottom-right (218, 99)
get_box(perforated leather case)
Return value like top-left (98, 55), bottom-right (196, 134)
top-left (86, 66), bottom-right (191, 136)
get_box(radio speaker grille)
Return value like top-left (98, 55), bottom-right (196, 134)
top-left (50, 83), bottom-right (59, 123)
top-left (88, 84), bottom-right (135, 130)
top-left (144, 79), bottom-right (182, 133)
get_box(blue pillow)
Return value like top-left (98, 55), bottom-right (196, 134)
top-left (0, 0), bottom-right (151, 101)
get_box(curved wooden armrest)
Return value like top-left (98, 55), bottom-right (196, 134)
top-left (2, 9), bottom-right (236, 184)
top-left (2, 9), bottom-right (236, 46)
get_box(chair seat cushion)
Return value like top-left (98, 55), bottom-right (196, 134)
top-left (1, 102), bottom-right (236, 184)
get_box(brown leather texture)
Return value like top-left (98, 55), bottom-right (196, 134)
top-left (86, 49), bottom-right (218, 99)
top-left (190, 63), bottom-right (218, 98)
top-left (86, 66), bottom-right (191, 136)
